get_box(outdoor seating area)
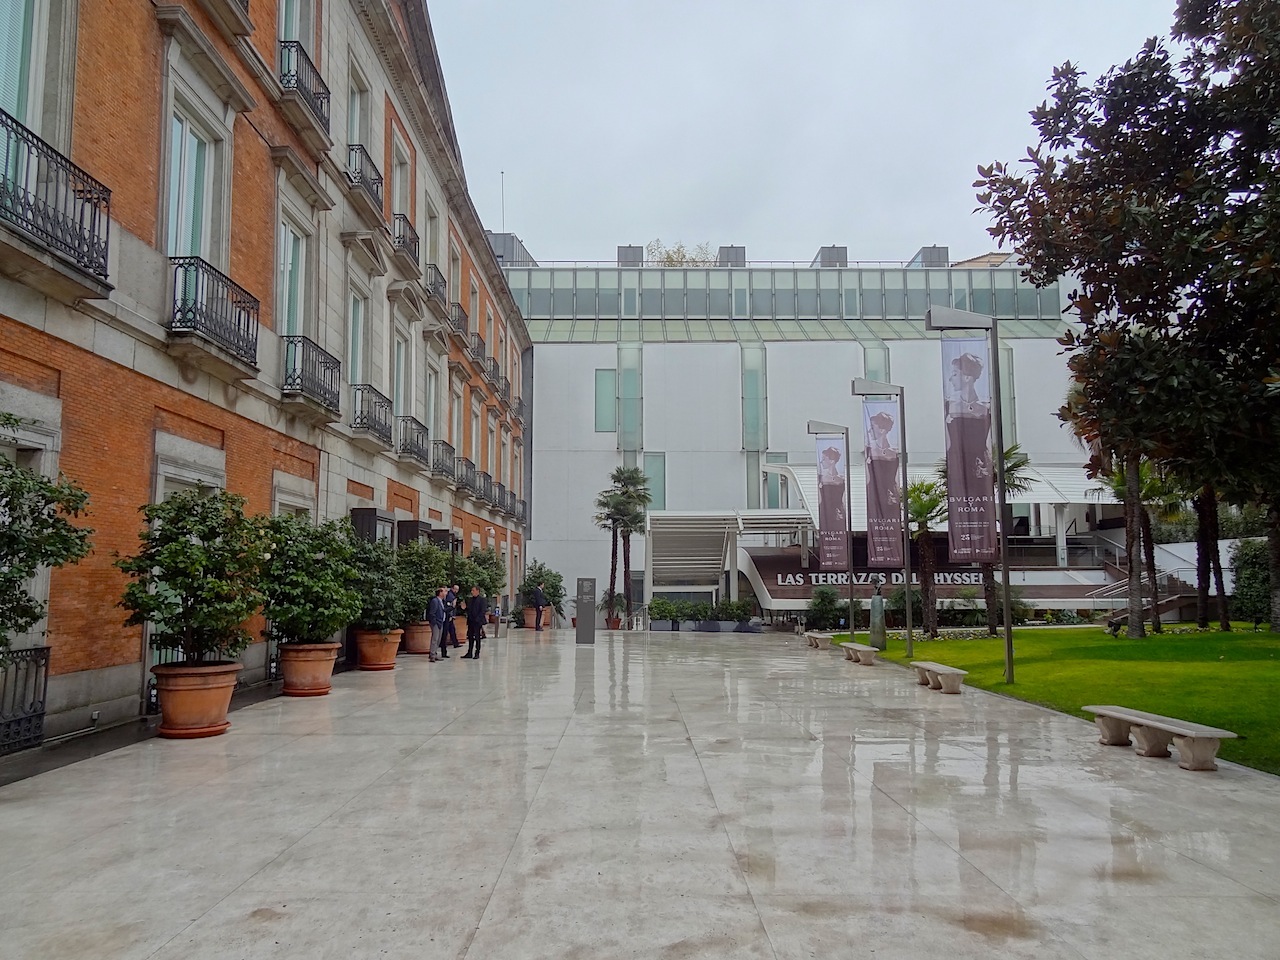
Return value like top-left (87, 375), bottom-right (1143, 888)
top-left (1083, 704), bottom-right (1239, 771)
top-left (909, 660), bottom-right (969, 694)
top-left (842, 642), bottom-right (880, 665)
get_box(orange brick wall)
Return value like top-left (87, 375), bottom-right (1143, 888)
top-left (0, 318), bottom-right (320, 678)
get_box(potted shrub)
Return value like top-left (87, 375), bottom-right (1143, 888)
top-left (397, 539), bottom-right (447, 655)
top-left (691, 601), bottom-right (714, 632)
top-left (598, 591), bottom-right (626, 630)
top-left (260, 516), bottom-right (361, 696)
top-left (468, 546), bottom-right (507, 622)
top-left (350, 537), bottom-right (406, 670)
top-left (117, 490), bottom-right (266, 738)
top-left (449, 554), bottom-right (481, 641)
top-left (676, 600), bottom-right (700, 632)
top-left (648, 597), bottom-right (677, 631)
top-left (0, 414), bottom-right (92, 752)
top-left (518, 558), bottom-right (564, 628)
top-left (712, 599), bottom-right (741, 633)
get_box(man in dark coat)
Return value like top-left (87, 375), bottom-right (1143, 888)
top-left (427, 587), bottom-right (447, 662)
top-left (442, 583), bottom-right (460, 650)
top-left (532, 582), bottom-right (548, 632)
top-left (463, 586), bottom-right (488, 658)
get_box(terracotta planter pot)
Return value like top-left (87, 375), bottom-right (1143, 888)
top-left (523, 608), bottom-right (551, 629)
top-left (151, 661), bottom-right (243, 739)
top-left (605, 617), bottom-right (622, 630)
top-left (402, 622), bottom-right (432, 655)
top-left (279, 642), bottom-right (341, 697)
top-left (453, 616), bottom-right (467, 642)
top-left (571, 617), bottom-right (577, 627)
top-left (355, 629), bottom-right (403, 670)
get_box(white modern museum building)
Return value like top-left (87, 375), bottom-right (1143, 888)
top-left (493, 236), bottom-right (1125, 620)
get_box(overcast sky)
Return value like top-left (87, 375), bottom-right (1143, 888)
top-left (428, 1), bottom-right (1177, 264)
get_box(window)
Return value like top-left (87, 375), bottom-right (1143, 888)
top-left (765, 452), bottom-right (788, 509)
top-left (594, 368), bottom-right (617, 432)
top-left (347, 70), bottom-right (369, 146)
top-left (470, 398), bottom-right (481, 460)
top-left (449, 245), bottom-right (461, 299)
top-left (0, 0), bottom-right (34, 121)
top-left (425, 367), bottom-right (438, 433)
top-left (487, 414), bottom-right (497, 474)
top-left (391, 141), bottom-right (410, 214)
top-left (644, 452), bottom-right (666, 510)
top-left (500, 435), bottom-right (509, 485)
top-left (486, 309), bottom-right (495, 348)
top-left (279, 0), bottom-right (310, 41)
top-left (425, 200), bottom-right (440, 266)
top-left (451, 388), bottom-right (463, 446)
top-left (863, 343), bottom-right (890, 384)
top-left (470, 283), bottom-right (480, 335)
top-left (999, 344), bottom-right (1016, 444)
top-left (348, 291), bottom-right (366, 383)
top-left (167, 111), bottom-right (213, 258)
top-left (391, 334), bottom-right (408, 416)
top-left (278, 219), bottom-right (306, 335)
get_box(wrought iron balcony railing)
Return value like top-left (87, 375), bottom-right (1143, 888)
top-left (282, 335), bottom-right (341, 412)
top-left (517, 499), bottom-right (528, 525)
top-left (498, 375), bottom-right (511, 402)
top-left (1, 108), bottom-right (111, 280)
top-left (423, 263), bottom-right (447, 306)
top-left (278, 41), bottom-right (330, 133)
top-left (347, 144), bottom-right (383, 210)
top-left (169, 257), bottom-right (259, 364)
top-left (469, 331), bottom-right (486, 365)
top-left (392, 213), bottom-right (418, 265)
top-left (493, 481), bottom-right (507, 511)
top-left (485, 356), bottom-right (500, 384)
top-left (455, 456), bottom-right (477, 493)
top-left (397, 416), bottom-right (431, 467)
top-left (0, 645), bottom-right (50, 756)
top-left (350, 383), bottom-right (393, 445)
top-left (237, 0), bottom-right (248, 11)
top-left (448, 302), bottom-right (468, 336)
top-left (476, 470), bottom-right (493, 504)
top-left (431, 439), bottom-right (455, 479)
top-left (515, 397), bottom-right (526, 422)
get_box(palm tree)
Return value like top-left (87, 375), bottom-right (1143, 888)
top-left (1191, 484), bottom-right (1231, 631)
top-left (936, 443), bottom-right (1033, 636)
top-left (593, 490), bottom-right (626, 615)
top-left (905, 478), bottom-right (948, 637)
top-left (1100, 460), bottom-right (1185, 633)
top-left (608, 466), bottom-right (652, 621)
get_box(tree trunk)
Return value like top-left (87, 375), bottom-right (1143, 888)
top-left (1207, 493), bottom-right (1230, 631)
top-left (608, 523), bottom-right (619, 609)
top-left (1124, 452), bottom-right (1146, 638)
top-left (1193, 487), bottom-right (1211, 629)
top-left (621, 532), bottom-right (633, 623)
top-left (982, 562), bottom-right (998, 636)
top-left (1268, 504), bottom-right (1280, 629)
top-left (920, 533), bottom-right (938, 637)
top-left (1141, 506), bottom-right (1162, 633)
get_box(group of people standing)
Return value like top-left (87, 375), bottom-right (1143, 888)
top-left (425, 584), bottom-right (489, 661)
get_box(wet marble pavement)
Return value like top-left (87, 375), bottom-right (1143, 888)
top-left (3, 630), bottom-right (1278, 959)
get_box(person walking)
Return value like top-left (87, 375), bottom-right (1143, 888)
top-left (427, 586), bottom-right (447, 662)
top-left (463, 585), bottom-right (488, 658)
top-left (442, 583), bottom-right (460, 650)
top-left (532, 582), bottom-right (548, 632)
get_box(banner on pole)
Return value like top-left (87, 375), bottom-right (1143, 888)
top-left (941, 338), bottom-right (997, 562)
top-left (862, 400), bottom-right (903, 568)
top-left (814, 433), bottom-right (848, 570)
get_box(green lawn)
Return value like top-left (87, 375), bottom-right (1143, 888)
top-left (838, 626), bottom-right (1280, 776)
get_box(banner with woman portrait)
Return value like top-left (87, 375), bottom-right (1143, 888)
top-left (941, 338), bottom-right (997, 562)
top-left (814, 434), bottom-right (848, 570)
top-left (862, 400), bottom-right (903, 568)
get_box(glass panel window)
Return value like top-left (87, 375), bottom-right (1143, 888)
top-left (594, 368), bottom-right (617, 432)
top-left (528, 271), bottom-right (551, 316)
top-left (952, 270), bottom-right (971, 311)
top-left (750, 270), bottom-right (772, 317)
top-left (905, 271), bottom-right (927, 317)
top-left (971, 270), bottom-right (993, 315)
top-left (819, 272), bottom-right (841, 318)
top-left (617, 344), bottom-right (643, 452)
top-left (883, 271), bottom-right (906, 318)
top-left (640, 271), bottom-right (661, 317)
top-left (685, 270), bottom-right (707, 317)
top-left (926, 270), bottom-right (951, 310)
top-left (773, 271), bottom-right (795, 319)
top-left (796, 272), bottom-right (818, 317)
top-left (999, 344), bottom-right (1016, 444)
top-left (597, 271), bottom-right (619, 317)
top-left (993, 271), bottom-right (1016, 316)
top-left (1016, 276), bottom-right (1039, 318)
top-left (741, 343), bottom-right (767, 451)
top-left (861, 271), bottom-right (884, 318)
top-left (167, 112), bottom-right (212, 258)
top-left (347, 77), bottom-right (368, 146)
top-left (0, 0), bottom-right (34, 121)
top-left (451, 390), bottom-right (463, 445)
top-left (279, 0), bottom-right (301, 40)
top-left (552, 269), bottom-right (574, 316)
top-left (732, 272), bottom-right (748, 316)
top-left (662, 270), bottom-right (684, 318)
top-left (863, 342), bottom-right (890, 384)
top-left (708, 271), bottom-right (729, 318)
top-left (574, 270), bottom-right (598, 318)
top-left (425, 368), bottom-right (437, 432)
top-left (392, 335), bottom-right (407, 416)
top-left (347, 293), bottom-right (366, 383)
top-left (278, 221), bottom-right (305, 335)
top-left (765, 452), bottom-right (788, 509)
top-left (1038, 281), bottom-right (1061, 320)
top-left (643, 453), bottom-right (666, 510)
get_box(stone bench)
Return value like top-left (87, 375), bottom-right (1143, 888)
top-left (909, 661), bottom-right (968, 694)
top-left (805, 632), bottom-right (834, 649)
top-left (842, 642), bottom-right (879, 665)
top-left (1082, 704), bottom-right (1238, 771)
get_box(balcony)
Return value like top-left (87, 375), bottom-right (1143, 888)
top-left (345, 145), bottom-right (384, 228)
top-left (278, 41), bottom-right (331, 157)
top-left (469, 331), bottom-right (486, 366)
top-left (430, 439), bottom-right (455, 482)
top-left (396, 416), bottom-right (431, 471)
top-left (448, 302), bottom-right (468, 339)
top-left (515, 398), bottom-right (526, 423)
top-left (493, 481), bottom-right (507, 513)
top-left (391, 213), bottom-right (420, 278)
top-left (168, 257), bottom-right (259, 379)
top-left (281, 335), bottom-right (341, 422)
top-left (455, 456), bottom-right (477, 496)
top-left (0, 109), bottom-right (112, 302)
top-left (498, 375), bottom-right (511, 404)
top-left (349, 383), bottom-right (393, 452)
top-left (423, 263), bottom-right (448, 318)
top-left (517, 499), bottom-right (528, 525)
top-left (476, 470), bottom-right (493, 505)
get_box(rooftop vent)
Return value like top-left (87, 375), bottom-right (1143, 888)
top-left (617, 245), bottom-right (644, 267)
top-left (810, 245), bottom-right (848, 268)
top-left (717, 245), bottom-right (746, 267)
top-left (907, 245), bottom-right (949, 268)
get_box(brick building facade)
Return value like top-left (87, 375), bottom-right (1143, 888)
top-left (0, 0), bottom-right (529, 736)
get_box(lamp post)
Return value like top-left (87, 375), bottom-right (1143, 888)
top-left (925, 304), bottom-right (1014, 683)
top-left (852, 379), bottom-right (914, 658)
top-left (806, 419), bottom-right (855, 636)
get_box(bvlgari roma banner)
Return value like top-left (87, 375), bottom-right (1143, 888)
top-left (941, 338), bottom-right (997, 562)
top-left (862, 399), bottom-right (903, 567)
top-left (814, 434), bottom-right (848, 570)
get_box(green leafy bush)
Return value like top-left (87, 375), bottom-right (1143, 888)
top-left (117, 490), bottom-right (266, 663)
top-left (806, 586), bottom-right (850, 631)
top-left (648, 597), bottom-right (678, 621)
top-left (397, 538), bottom-right (449, 623)
top-left (1231, 538), bottom-right (1270, 625)
top-left (519, 558), bottom-right (565, 616)
top-left (260, 516), bottom-right (361, 645)
top-left (350, 537), bottom-right (406, 633)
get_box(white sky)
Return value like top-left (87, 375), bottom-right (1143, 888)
top-left (429, 1), bottom-right (1177, 263)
